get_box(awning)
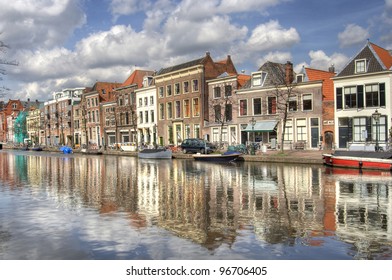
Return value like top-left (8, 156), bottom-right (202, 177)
top-left (242, 120), bottom-right (278, 132)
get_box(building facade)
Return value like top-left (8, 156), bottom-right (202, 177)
top-left (154, 52), bottom-right (237, 146)
top-left (333, 41), bottom-right (392, 151)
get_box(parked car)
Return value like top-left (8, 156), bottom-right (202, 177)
top-left (180, 138), bottom-right (216, 154)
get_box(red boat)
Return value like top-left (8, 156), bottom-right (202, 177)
top-left (323, 151), bottom-right (392, 171)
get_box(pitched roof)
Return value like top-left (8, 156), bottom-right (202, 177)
top-left (156, 57), bottom-right (206, 76)
top-left (370, 42), bottom-right (392, 70)
top-left (337, 41), bottom-right (392, 77)
top-left (305, 67), bottom-right (335, 100)
top-left (122, 69), bottom-right (155, 88)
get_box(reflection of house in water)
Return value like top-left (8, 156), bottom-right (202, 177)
top-left (328, 169), bottom-right (392, 259)
top-left (243, 163), bottom-right (335, 245)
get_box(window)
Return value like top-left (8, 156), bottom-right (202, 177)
top-left (166, 85), bottom-right (172, 96)
top-left (214, 105), bottom-right (221, 122)
top-left (183, 81), bottom-right (189, 93)
top-left (159, 87), bottom-right (164, 98)
top-left (239, 99), bottom-right (248, 116)
top-left (175, 83), bottom-right (180, 95)
top-left (267, 97), bottom-right (276, 114)
top-left (193, 98), bottom-right (200, 117)
top-left (289, 96), bottom-right (298, 111)
top-left (225, 104), bottom-right (232, 121)
top-left (355, 59), bottom-right (366, 73)
top-left (372, 115), bottom-right (386, 143)
top-left (175, 100), bottom-right (181, 118)
top-left (125, 112), bottom-right (129, 124)
top-left (167, 102), bottom-right (173, 119)
top-left (150, 110), bottom-right (154, 123)
top-left (139, 111), bottom-right (143, 123)
top-left (302, 94), bottom-right (312, 111)
top-left (225, 85), bottom-right (232, 97)
top-left (185, 124), bottom-right (190, 139)
top-left (365, 84), bottom-right (379, 107)
top-left (296, 119), bottom-right (307, 141)
top-left (159, 103), bottom-right (165, 120)
top-left (296, 74), bottom-right (304, 83)
top-left (284, 119), bottom-right (293, 141)
top-left (253, 98), bottom-right (262, 115)
top-left (353, 117), bottom-right (367, 142)
top-left (251, 71), bottom-right (267, 87)
top-left (139, 98), bottom-right (142, 107)
top-left (192, 79), bottom-right (199, 92)
top-left (145, 111), bottom-right (149, 123)
top-left (194, 124), bottom-right (200, 138)
top-left (184, 100), bottom-right (190, 118)
top-left (150, 96), bottom-right (154, 105)
top-left (344, 87), bottom-right (356, 108)
top-left (213, 87), bottom-right (221, 98)
top-left (144, 97), bottom-right (148, 106)
top-left (212, 128), bottom-right (219, 142)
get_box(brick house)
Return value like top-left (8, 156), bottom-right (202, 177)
top-left (44, 88), bottom-right (84, 146)
top-left (108, 70), bottom-right (154, 147)
top-left (205, 72), bottom-right (250, 147)
top-left (81, 82), bottom-right (121, 148)
top-left (0, 99), bottom-right (25, 142)
top-left (154, 52), bottom-right (237, 146)
top-left (236, 61), bottom-right (329, 150)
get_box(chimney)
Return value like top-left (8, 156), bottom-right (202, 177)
top-left (328, 64), bottom-right (335, 73)
top-left (206, 51), bottom-right (210, 56)
top-left (285, 61), bottom-right (294, 84)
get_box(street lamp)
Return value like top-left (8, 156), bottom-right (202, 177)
top-left (153, 124), bottom-right (157, 148)
top-left (249, 117), bottom-right (256, 155)
top-left (372, 109), bottom-right (381, 151)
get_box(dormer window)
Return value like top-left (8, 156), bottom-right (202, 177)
top-left (355, 59), bottom-right (367, 73)
top-left (251, 71), bottom-right (267, 87)
top-left (296, 74), bottom-right (304, 83)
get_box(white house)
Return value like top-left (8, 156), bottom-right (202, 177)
top-left (333, 41), bottom-right (392, 151)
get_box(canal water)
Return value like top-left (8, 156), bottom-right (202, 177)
top-left (0, 150), bottom-right (391, 260)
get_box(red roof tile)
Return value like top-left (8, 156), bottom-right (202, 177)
top-left (370, 42), bottom-right (392, 70)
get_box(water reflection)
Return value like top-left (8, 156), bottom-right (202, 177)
top-left (0, 150), bottom-right (391, 259)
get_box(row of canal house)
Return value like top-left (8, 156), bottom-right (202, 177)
top-left (1, 40), bottom-right (391, 151)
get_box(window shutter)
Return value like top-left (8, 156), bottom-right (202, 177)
top-left (348, 118), bottom-right (353, 142)
top-left (357, 85), bottom-right (364, 108)
top-left (366, 117), bottom-right (372, 141)
top-left (336, 87), bottom-right (342, 109)
top-left (380, 83), bottom-right (385, 107)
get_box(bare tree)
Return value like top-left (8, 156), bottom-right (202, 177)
top-left (0, 38), bottom-right (18, 95)
top-left (210, 92), bottom-right (234, 149)
top-left (266, 62), bottom-right (297, 153)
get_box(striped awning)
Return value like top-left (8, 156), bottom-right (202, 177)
top-left (242, 120), bottom-right (278, 132)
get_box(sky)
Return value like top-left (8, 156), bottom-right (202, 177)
top-left (0, 0), bottom-right (391, 102)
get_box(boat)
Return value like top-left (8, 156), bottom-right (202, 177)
top-left (81, 148), bottom-right (102, 155)
top-left (323, 150), bottom-right (392, 171)
top-left (138, 148), bottom-right (172, 159)
top-left (192, 151), bottom-right (242, 162)
top-left (31, 146), bottom-right (43, 151)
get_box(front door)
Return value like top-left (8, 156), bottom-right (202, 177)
top-left (339, 127), bottom-right (348, 148)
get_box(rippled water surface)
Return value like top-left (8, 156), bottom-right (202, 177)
top-left (0, 150), bottom-right (391, 259)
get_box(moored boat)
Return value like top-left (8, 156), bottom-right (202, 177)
top-left (193, 151), bottom-right (242, 162)
top-left (138, 148), bottom-right (172, 159)
top-left (323, 151), bottom-right (392, 171)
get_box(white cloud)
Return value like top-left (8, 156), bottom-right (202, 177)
top-left (110, 0), bottom-right (152, 21)
top-left (246, 20), bottom-right (300, 52)
top-left (0, 0), bottom-right (86, 50)
top-left (338, 24), bottom-right (369, 48)
top-left (256, 51), bottom-right (292, 67)
top-left (307, 50), bottom-right (349, 72)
